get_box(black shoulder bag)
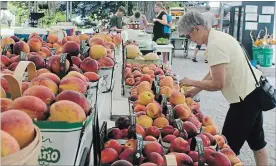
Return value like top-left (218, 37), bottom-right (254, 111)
top-left (240, 44), bottom-right (276, 111)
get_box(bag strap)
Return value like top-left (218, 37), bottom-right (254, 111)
top-left (239, 43), bottom-right (260, 86)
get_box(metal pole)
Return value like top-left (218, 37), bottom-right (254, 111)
top-left (70, 1), bottom-right (72, 20)
top-left (219, 2), bottom-right (224, 32)
top-left (66, 1), bottom-right (69, 21)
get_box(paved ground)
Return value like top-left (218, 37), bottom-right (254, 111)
top-left (172, 50), bottom-right (276, 166)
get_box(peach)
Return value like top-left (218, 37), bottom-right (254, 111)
top-left (137, 115), bottom-right (153, 128)
top-left (162, 134), bottom-right (176, 144)
top-left (160, 86), bottom-right (172, 98)
top-left (154, 68), bottom-right (164, 76)
top-left (1, 98), bottom-right (13, 112)
top-left (203, 132), bottom-right (216, 146)
top-left (112, 35), bottom-right (122, 46)
top-left (62, 36), bottom-right (75, 45)
top-left (144, 136), bottom-right (158, 141)
top-left (1, 78), bottom-right (10, 93)
top-left (137, 91), bottom-right (154, 106)
top-left (146, 102), bottom-right (161, 118)
top-left (10, 36), bottom-right (20, 42)
top-left (121, 129), bottom-right (129, 139)
top-left (153, 117), bottom-right (169, 128)
top-left (56, 90), bottom-right (90, 114)
top-left (108, 128), bottom-right (123, 139)
top-left (79, 34), bottom-right (89, 41)
top-left (193, 162), bottom-right (208, 166)
top-left (196, 133), bottom-right (211, 147)
top-left (28, 38), bottom-right (42, 52)
top-left (234, 163), bottom-right (244, 166)
top-left (136, 124), bottom-right (146, 139)
top-left (144, 142), bottom-right (164, 156)
top-left (1, 86), bottom-right (6, 98)
top-left (38, 73), bottom-right (60, 85)
top-left (124, 139), bottom-right (136, 149)
top-left (84, 72), bottom-right (100, 82)
top-left (119, 148), bottom-right (135, 163)
top-left (186, 116), bottom-right (201, 129)
top-left (223, 144), bottom-right (231, 149)
top-left (125, 78), bottom-right (135, 86)
top-left (202, 116), bottom-right (213, 126)
top-left (214, 135), bottom-right (226, 149)
top-left (40, 47), bottom-right (52, 57)
top-left (111, 160), bottom-right (133, 166)
top-left (31, 77), bottom-right (58, 95)
top-left (137, 81), bottom-right (152, 95)
top-left (12, 95), bottom-right (48, 120)
top-left (28, 32), bottom-right (40, 39)
top-left (195, 112), bottom-right (204, 122)
top-left (59, 77), bottom-right (87, 94)
top-left (206, 152), bottom-right (231, 166)
top-left (146, 126), bottom-right (160, 138)
top-left (182, 121), bottom-right (198, 138)
top-left (62, 41), bottom-right (80, 57)
top-left (80, 57), bottom-right (99, 73)
top-left (48, 100), bottom-right (86, 122)
top-left (140, 163), bottom-right (157, 166)
top-left (105, 41), bottom-right (116, 49)
top-left (89, 45), bottom-right (107, 60)
top-left (1, 55), bottom-right (10, 67)
top-left (168, 152), bottom-right (193, 166)
top-left (169, 137), bottom-right (190, 153)
top-left (70, 57), bottom-right (81, 68)
top-left (38, 51), bottom-right (47, 58)
top-left (134, 104), bottom-right (146, 113)
top-left (144, 152), bottom-right (164, 165)
top-left (45, 43), bottom-right (53, 48)
top-left (90, 38), bottom-right (105, 46)
top-left (220, 148), bottom-right (241, 165)
top-left (136, 111), bottom-right (146, 117)
top-left (1, 110), bottom-right (35, 149)
top-left (23, 85), bottom-right (55, 105)
top-left (66, 71), bottom-right (88, 83)
top-left (21, 82), bottom-right (31, 93)
top-left (188, 151), bottom-right (198, 162)
top-left (140, 74), bottom-right (152, 83)
top-left (133, 70), bottom-right (142, 78)
top-left (13, 41), bottom-right (30, 55)
top-left (161, 125), bottom-right (175, 137)
top-left (204, 147), bottom-right (215, 161)
top-left (169, 90), bottom-right (186, 106)
top-left (28, 54), bottom-right (45, 69)
top-left (98, 57), bottom-right (114, 67)
top-left (160, 76), bottom-right (174, 88)
top-left (1, 130), bottom-right (20, 157)
top-left (1, 37), bottom-right (15, 48)
top-left (36, 68), bottom-right (51, 76)
top-left (1, 69), bottom-right (13, 75)
top-left (174, 104), bottom-right (191, 120)
top-left (104, 139), bottom-right (123, 154)
top-left (47, 55), bottom-right (70, 74)
top-left (101, 148), bottom-right (118, 164)
top-left (47, 34), bottom-right (58, 43)
top-left (202, 125), bottom-right (218, 136)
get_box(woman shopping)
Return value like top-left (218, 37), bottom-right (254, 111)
top-left (152, 2), bottom-right (167, 42)
top-left (129, 11), bottom-right (149, 30)
top-left (178, 11), bottom-right (271, 166)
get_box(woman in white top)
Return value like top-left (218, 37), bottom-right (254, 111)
top-left (178, 11), bottom-right (268, 166)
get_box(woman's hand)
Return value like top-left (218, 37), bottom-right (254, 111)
top-left (185, 88), bottom-right (200, 98)
top-left (153, 18), bottom-right (158, 22)
top-left (179, 77), bottom-right (193, 87)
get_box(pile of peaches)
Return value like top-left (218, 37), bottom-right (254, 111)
top-left (101, 63), bottom-right (244, 166)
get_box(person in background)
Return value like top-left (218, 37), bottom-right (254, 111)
top-left (178, 11), bottom-right (268, 166)
top-left (152, 2), bottom-right (167, 42)
top-left (110, 6), bottom-right (126, 32)
top-left (162, 6), bottom-right (172, 63)
top-left (152, 2), bottom-right (168, 64)
top-left (192, 5), bottom-right (217, 63)
top-left (129, 11), bottom-right (149, 29)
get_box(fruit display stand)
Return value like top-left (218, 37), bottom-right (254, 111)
top-left (1, 71), bottom-right (42, 166)
top-left (1, 32), bottom-right (121, 165)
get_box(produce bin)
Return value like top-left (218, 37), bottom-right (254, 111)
top-left (98, 60), bottom-right (117, 93)
top-left (259, 47), bottom-right (274, 67)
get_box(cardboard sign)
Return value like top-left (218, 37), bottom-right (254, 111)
top-left (133, 134), bottom-right (143, 165)
top-left (2, 44), bottom-right (10, 55)
top-left (50, 48), bottom-right (56, 55)
top-left (190, 137), bottom-right (205, 166)
top-left (59, 53), bottom-right (67, 78)
top-left (167, 105), bottom-right (174, 122)
top-left (20, 52), bottom-right (26, 61)
top-left (175, 119), bottom-right (187, 140)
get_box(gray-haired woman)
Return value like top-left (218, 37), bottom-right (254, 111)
top-left (178, 11), bottom-right (268, 166)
